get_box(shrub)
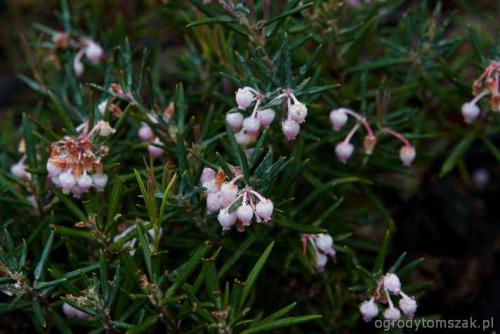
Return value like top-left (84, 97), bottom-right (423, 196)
top-left (1, 0), bottom-right (499, 332)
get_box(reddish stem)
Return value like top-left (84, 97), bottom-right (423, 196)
top-left (381, 127), bottom-right (411, 147)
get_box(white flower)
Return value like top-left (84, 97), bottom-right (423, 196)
top-left (206, 192), bottom-right (221, 213)
top-left (226, 112), bottom-right (244, 132)
top-left (257, 108), bottom-right (276, 127)
top-left (218, 208), bottom-right (237, 230)
top-left (359, 298), bottom-right (379, 322)
top-left (237, 203), bottom-right (254, 226)
top-left (383, 306), bottom-right (401, 321)
top-left (235, 87), bottom-right (256, 110)
top-left (282, 118), bottom-right (300, 141)
top-left (242, 116), bottom-right (261, 134)
top-left (148, 138), bottom-right (164, 158)
top-left (399, 292), bottom-right (417, 318)
top-left (383, 273), bottom-right (401, 294)
top-left (329, 108), bottom-right (349, 131)
top-left (92, 173), bottom-right (108, 192)
top-left (235, 131), bottom-right (253, 146)
top-left (200, 167), bottom-right (216, 185)
top-left (82, 38), bottom-right (104, 64)
top-left (138, 123), bottom-right (154, 142)
top-left (399, 146), bottom-right (416, 167)
top-left (255, 198), bottom-right (273, 222)
top-left (461, 102), bottom-right (480, 124)
top-left (219, 182), bottom-right (238, 208)
top-left (315, 234), bottom-right (336, 257)
top-left (77, 172), bottom-right (93, 191)
top-left (46, 160), bottom-right (62, 177)
top-left (59, 170), bottom-right (76, 194)
top-left (335, 141), bottom-right (354, 164)
top-left (288, 102), bottom-right (308, 124)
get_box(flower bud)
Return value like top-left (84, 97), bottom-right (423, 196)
top-left (282, 119), bottom-right (300, 141)
top-left (235, 87), bottom-right (256, 110)
top-left (206, 192), bottom-right (221, 213)
top-left (329, 109), bottom-right (348, 131)
top-left (83, 39), bottom-right (103, 64)
top-left (59, 170), bottom-right (76, 194)
top-left (243, 116), bottom-right (261, 134)
top-left (399, 145), bottom-right (416, 167)
top-left (77, 172), bottom-right (93, 191)
top-left (399, 293), bottom-right (417, 318)
top-left (92, 173), bottom-right (108, 192)
top-left (138, 124), bottom-right (154, 142)
top-left (226, 112), bottom-right (244, 132)
top-left (335, 141), bottom-right (354, 164)
top-left (237, 203), bottom-right (254, 226)
top-left (148, 138), bottom-right (164, 158)
top-left (200, 167), bottom-right (216, 185)
top-left (383, 307), bottom-right (401, 321)
top-left (255, 198), bottom-right (273, 222)
top-left (219, 182), bottom-right (238, 208)
top-left (383, 273), bottom-right (401, 293)
top-left (363, 135), bottom-right (377, 155)
top-left (257, 108), bottom-right (275, 127)
top-left (288, 102), bottom-right (308, 124)
top-left (359, 298), bottom-right (379, 322)
top-left (461, 102), bottom-right (480, 124)
top-left (218, 208), bottom-right (237, 230)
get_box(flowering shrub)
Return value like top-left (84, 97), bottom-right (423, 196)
top-left (1, 1), bottom-right (499, 332)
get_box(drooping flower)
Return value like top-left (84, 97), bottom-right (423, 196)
top-left (358, 272), bottom-right (417, 323)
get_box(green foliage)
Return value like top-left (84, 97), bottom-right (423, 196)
top-left (0, 0), bottom-right (498, 333)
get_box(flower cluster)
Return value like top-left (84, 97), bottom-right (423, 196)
top-left (46, 121), bottom-right (114, 198)
top-left (330, 108), bottom-right (416, 167)
top-left (50, 31), bottom-right (104, 77)
top-left (137, 103), bottom-right (174, 158)
top-left (302, 233), bottom-right (336, 271)
top-left (226, 86), bottom-right (308, 146)
top-left (359, 273), bottom-right (417, 322)
top-left (462, 61), bottom-right (500, 123)
top-left (200, 167), bottom-right (274, 232)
